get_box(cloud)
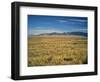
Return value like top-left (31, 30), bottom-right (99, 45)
top-left (69, 28), bottom-right (87, 33)
top-left (56, 18), bottom-right (87, 24)
top-left (28, 28), bottom-right (63, 35)
top-left (68, 19), bottom-right (87, 23)
top-left (56, 20), bottom-right (68, 23)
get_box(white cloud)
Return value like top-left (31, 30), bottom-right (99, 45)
top-left (56, 20), bottom-right (68, 23)
top-left (28, 29), bottom-right (63, 35)
top-left (56, 18), bottom-right (87, 23)
top-left (69, 28), bottom-right (87, 33)
top-left (68, 19), bottom-right (87, 23)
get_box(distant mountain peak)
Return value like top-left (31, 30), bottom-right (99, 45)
top-left (38, 32), bottom-right (87, 37)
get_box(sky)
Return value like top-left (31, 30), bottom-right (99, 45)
top-left (28, 15), bottom-right (88, 35)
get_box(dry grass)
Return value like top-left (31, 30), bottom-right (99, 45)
top-left (28, 35), bottom-right (88, 66)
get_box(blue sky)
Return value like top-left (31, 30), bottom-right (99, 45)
top-left (28, 15), bottom-right (88, 35)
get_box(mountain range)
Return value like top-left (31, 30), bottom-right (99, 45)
top-left (38, 32), bottom-right (87, 37)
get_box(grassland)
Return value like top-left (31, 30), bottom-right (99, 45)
top-left (28, 35), bottom-right (87, 66)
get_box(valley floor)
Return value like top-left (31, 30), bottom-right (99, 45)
top-left (28, 35), bottom-right (87, 66)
